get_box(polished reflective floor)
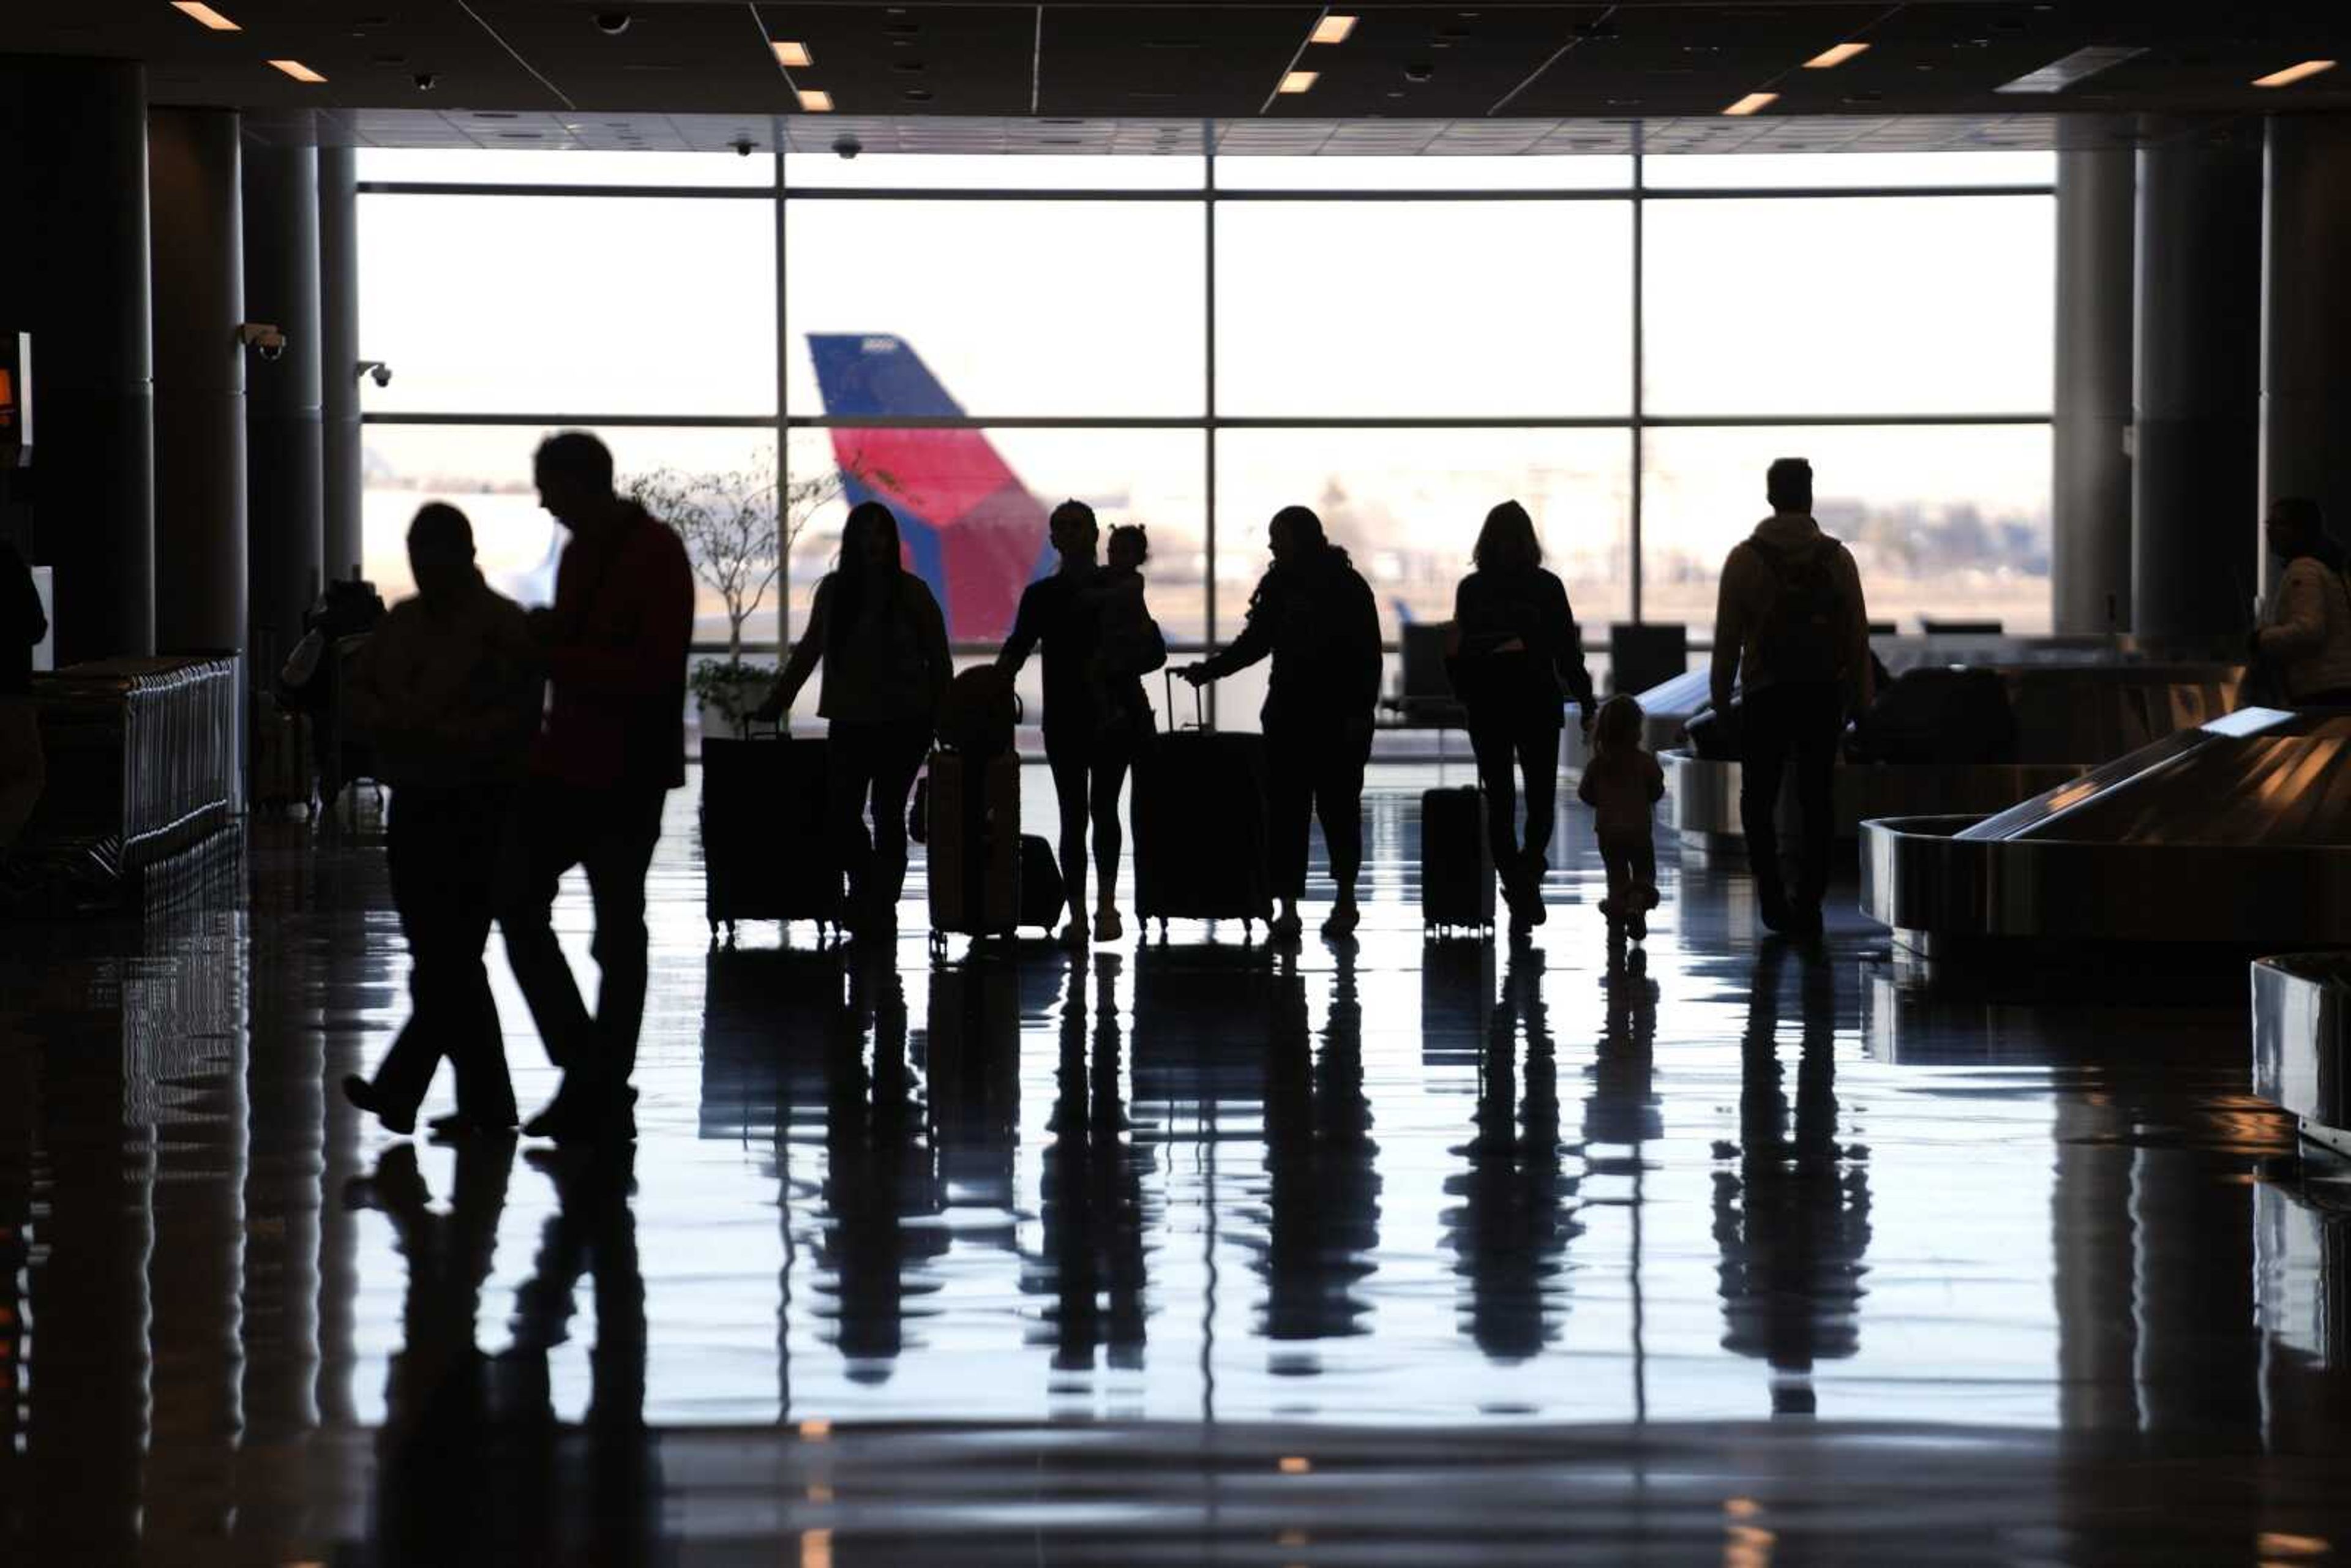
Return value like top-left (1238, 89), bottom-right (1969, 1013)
top-left (5, 764), bottom-right (2350, 1564)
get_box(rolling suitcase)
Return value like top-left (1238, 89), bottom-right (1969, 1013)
top-left (1018, 833), bottom-right (1066, 934)
top-left (699, 730), bottom-right (844, 943)
top-left (1420, 731), bottom-right (1496, 940)
top-left (1133, 673), bottom-right (1272, 939)
top-left (1849, 666), bottom-right (2015, 764)
top-left (926, 749), bottom-right (1021, 950)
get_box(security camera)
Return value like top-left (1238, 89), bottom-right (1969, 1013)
top-left (357, 359), bottom-right (393, 388)
top-left (832, 134), bottom-right (862, 160)
top-left (594, 10), bottom-right (631, 34)
top-left (733, 137), bottom-right (757, 157)
top-left (413, 72), bottom-right (437, 91)
top-left (237, 323), bottom-right (287, 362)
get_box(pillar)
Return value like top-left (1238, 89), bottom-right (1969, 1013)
top-left (2052, 128), bottom-right (2136, 635)
top-left (148, 107), bottom-right (247, 655)
top-left (244, 137), bottom-right (324, 672)
top-left (2260, 115), bottom-right (2351, 598)
top-left (2132, 119), bottom-right (2263, 646)
top-left (0, 57), bottom-right (155, 662)
top-left (318, 144), bottom-right (363, 585)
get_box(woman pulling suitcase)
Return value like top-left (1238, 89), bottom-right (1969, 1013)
top-left (1448, 500), bottom-right (1598, 937)
top-left (752, 500), bottom-right (952, 935)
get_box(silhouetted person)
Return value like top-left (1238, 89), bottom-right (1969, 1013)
top-left (1035, 953), bottom-right (1150, 1370)
top-left (1712, 940), bottom-right (1870, 1417)
top-left (0, 535), bottom-right (43, 855)
top-left (2255, 497), bottom-right (2351, 708)
top-left (498, 431), bottom-right (694, 1143)
top-left (342, 504), bottom-right (544, 1138)
top-left (1445, 946), bottom-right (1580, 1360)
top-left (1257, 947), bottom-right (1380, 1343)
top-left (1708, 457), bottom-right (1873, 938)
top-left (1449, 500), bottom-right (1598, 937)
top-left (1577, 694), bottom-right (1665, 943)
top-left (1180, 505), bottom-right (1382, 943)
top-left (998, 499), bottom-right (1147, 943)
top-left (752, 500), bottom-right (951, 934)
top-left (1082, 523), bottom-right (1164, 739)
top-left (348, 1137), bottom-right (514, 1560)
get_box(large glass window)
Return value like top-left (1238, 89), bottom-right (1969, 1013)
top-left (1215, 200), bottom-right (1632, 417)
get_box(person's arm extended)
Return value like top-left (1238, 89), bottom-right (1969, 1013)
top-left (2260, 563), bottom-right (2328, 658)
top-left (1550, 576), bottom-right (1598, 715)
top-left (1839, 545), bottom-right (1875, 711)
top-left (1195, 591), bottom-right (1277, 680)
top-left (768, 578), bottom-right (830, 714)
top-left (995, 583), bottom-right (1040, 677)
top-left (545, 530), bottom-right (694, 696)
top-left (1644, 752), bottom-right (1665, 803)
top-left (1709, 547), bottom-right (1747, 713)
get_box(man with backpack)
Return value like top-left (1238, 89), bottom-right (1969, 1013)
top-left (1708, 457), bottom-right (1875, 938)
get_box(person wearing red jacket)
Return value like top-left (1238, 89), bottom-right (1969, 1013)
top-left (498, 431), bottom-right (694, 1144)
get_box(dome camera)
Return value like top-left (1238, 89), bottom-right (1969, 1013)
top-left (833, 134), bottom-right (863, 160)
top-left (733, 137), bottom-right (757, 157)
top-left (237, 323), bottom-right (287, 362)
top-left (413, 71), bottom-right (437, 91)
top-left (594, 10), bottom-right (631, 35)
top-left (358, 359), bottom-right (393, 389)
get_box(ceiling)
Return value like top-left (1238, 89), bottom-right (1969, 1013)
top-left (3, 2), bottom-right (2347, 149)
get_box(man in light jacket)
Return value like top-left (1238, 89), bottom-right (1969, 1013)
top-left (1708, 457), bottom-right (1874, 938)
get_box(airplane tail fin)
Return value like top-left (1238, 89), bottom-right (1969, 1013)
top-left (806, 334), bottom-right (1049, 642)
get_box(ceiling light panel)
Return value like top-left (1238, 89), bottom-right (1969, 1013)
top-left (1996, 45), bottom-right (2147, 95)
top-left (268, 59), bottom-right (326, 84)
top-left (1722, 92), bottom-right (1778, 116)
top-left (797, 88), bottom-right (834, 112)
top-left (1804, 42), bottom-right (1870, 70)
top-left (1310, 15), bottom-right (1357, 46)
top-left (170, 2), bottom-right (239, 30)
top-left (1278, 70), bottom-right (1319, 94)
top-left (2254, 60), bottom-right (2338, 89)
top-left (773, 41), bottom-right (813, 70)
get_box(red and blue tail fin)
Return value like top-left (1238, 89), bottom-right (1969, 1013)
top-left (807, 334), bottom-right (1050, 642)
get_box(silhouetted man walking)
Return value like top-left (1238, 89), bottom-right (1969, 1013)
top-left (342, 504), bottom-right (544, 1137)
top-left (500, 432), bottom-right (694, 1142)
top-left (1709, 457), bottom-right (1873, 937)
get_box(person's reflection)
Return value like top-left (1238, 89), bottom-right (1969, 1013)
top-left (1584, 942), bottom-right (1662, 1152)
top-left (1035, 953), bottom-right (1150, 1369)
top-left (349, 1136), bottom-right (514, 1561)
top-left (503, 1140), bottom-right (658, 1562)
top-left (817, 954), bottom-right (944, 1380)
top-left (1445, 946), bottom-right (1581, 1360)
top-left (1712, 940), bottom-right (1872, 1416)
top-left (1259, 948), bottom-right (1381, 1343)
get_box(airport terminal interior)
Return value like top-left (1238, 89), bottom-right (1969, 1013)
top-left (7, 2), bottom-right (2351, 1562)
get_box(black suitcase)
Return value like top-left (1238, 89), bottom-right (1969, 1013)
top-left (699, 732), bottom-right (844, 942)
top-left (1018, 833), bottom-right (1066, 934)
top-left (1420, 784), bottom-right (1496, 939)
top-left (1850, 667), bottom-right (2016, 764)
top-left (927, 749), bottom-right (1021, 948)
top-left (1133, 674), bottom-right (1273, 938)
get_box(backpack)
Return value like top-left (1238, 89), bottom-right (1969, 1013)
top-left (1751, 538), bottom-right (1845, 685)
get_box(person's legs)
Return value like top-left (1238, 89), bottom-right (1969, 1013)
top-left (577, 787), bottom-right (667, 1092)
top-left (496, 780), bottom-right (594, 1072)
top-left (1515, 720), bottom-right (1562, 879)
top-left (1262, 725), bottom-right (1314, 924)
top-left (1739, 686), bottom-right (1794, 926)
top-left (825, 721), bottom-right (882, 918)
top-left (1596, 834), bottom-right (1632, 917)
top-left (366, 787), bottom-right (459, 1124)
top-left (1314, 725), bottom-right (1370, 931)
top-left (443, 785), bottom-right (519, 1127)
top-left (1046, 738), bottom-right (1091, 939)
top-left (867, 718), bottom-right (932, 912)
top-left (1087, 743), bottom-right (1131, 932)
top-left (0, 697), bottom-right (45, 850)
top-left (1466, 721), bottom-right (1521, 869)
top-left (1789, 685), bottom-right (1843, 922)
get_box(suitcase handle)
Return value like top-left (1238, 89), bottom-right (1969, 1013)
top-left (1163, 669), bottom-right (1208, 732)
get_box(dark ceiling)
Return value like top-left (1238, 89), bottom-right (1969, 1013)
top-left (2, 2), bottom-right (2347, 129)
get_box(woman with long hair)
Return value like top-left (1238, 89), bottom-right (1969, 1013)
top-left (1449, 499), bottom-right (1598, 936)
top-left (754, 499), bottom-right (951, 931)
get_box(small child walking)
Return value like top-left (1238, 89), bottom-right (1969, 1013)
top-left (1577, 694), bottom-right (1665, 940)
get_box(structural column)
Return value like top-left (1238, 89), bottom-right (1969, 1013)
top-left (2052, 127), bottom-right (2136, 635)
top-left (318, 144), bottom-right (363, 585)
top-left (2260, 114), bottom-right (2351, 599)
top-left (0, 57), bottom-right (156, 662)
top-left (244, 135), bottom-right (325, 672)
top-left (2131, 119), bottom-right (2263, 646)
top-left (148, 107), bottom-right (247, 655)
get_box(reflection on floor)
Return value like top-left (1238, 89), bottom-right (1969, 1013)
top-left (4, 763), bottom-right (2349, 1564)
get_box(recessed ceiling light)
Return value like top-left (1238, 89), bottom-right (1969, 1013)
top-left (1804, 42), bottom-right (1869, 69)
top-left (772, 40), bottom-right (813, 69)
top-left (1722, 91), bottom-right (1777, 116)
top-left (170, 2), bottom-right (239, 30)
top-left (797, 88), bottom-right (834, 112)
top-left (1278, 69), bottom-right (1319, 94)
top-left (2254, 59), bottom-right (2338, 88)
top-left (1996, 45), bottom-right (2145, 94)
top-left (268, 58), bottom-right (326, 83)
top-left (1311, 15), bottom-right (1357, 45)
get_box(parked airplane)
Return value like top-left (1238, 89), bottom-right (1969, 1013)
top-left (806, 332), bottom-right (1054, 643)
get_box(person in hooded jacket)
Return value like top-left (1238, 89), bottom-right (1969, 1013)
top-left (1179, 505), bottom-right (1383, 943)
top-left (1708, 457), bottom-right (1873, 939)
top-left (1449, 500), bottom-right (1598, 935)
top-left (2255, 497), bottom-right (2351, 709)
